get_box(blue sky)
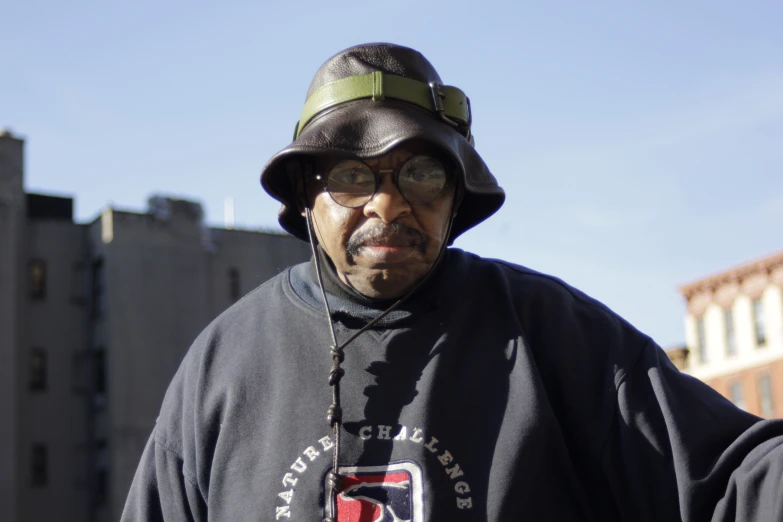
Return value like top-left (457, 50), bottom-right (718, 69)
top-left (3, 1), bottom-right (781, 347)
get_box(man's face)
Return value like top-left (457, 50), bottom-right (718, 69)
top-left (305, 143), bottom-right (456, 300)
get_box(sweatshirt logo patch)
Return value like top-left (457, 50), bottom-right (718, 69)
top-left (331, 462), bottom-right (424, 522)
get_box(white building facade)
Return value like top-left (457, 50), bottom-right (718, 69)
top-left (680, 251), bottom-right (783, 418)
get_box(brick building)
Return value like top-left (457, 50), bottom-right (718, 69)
top-left (679, 250), bottom-right (783, 418)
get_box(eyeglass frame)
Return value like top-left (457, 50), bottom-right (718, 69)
top-left (311, 154), bottom-right (453, 209)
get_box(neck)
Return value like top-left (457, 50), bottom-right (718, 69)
top-left (311, 245), bottom-right (449, 309)
top-left (314, 246), bottom-right (399, 307)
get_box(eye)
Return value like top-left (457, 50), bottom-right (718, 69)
top-left (406, 168), bottom-right (429, 183)
top-left (330, 161), bottom-right (373, 183)
top-left (327, 160), bottom-right (375, 198)
top-left (399, 156), bottom-right (446, 184)
top-left (345, 168), bottom-right (374, 186)
top-left (401, 156), bottom-right (446, 180)
top-left (398, 155), bottom-right (447, 203)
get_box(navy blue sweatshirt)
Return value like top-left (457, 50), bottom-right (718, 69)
top-left (121, 249), bottom-right (783, 521)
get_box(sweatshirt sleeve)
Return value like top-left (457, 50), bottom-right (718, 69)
top-left (120, 426), bottom-right (207, 522)
top-left (603, 340), bottom-right (783, 521)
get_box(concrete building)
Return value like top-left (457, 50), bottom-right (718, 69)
top-left (0, 130), bottom-right (312, 521)
top-left (679, 251), bottom-right (783, 418)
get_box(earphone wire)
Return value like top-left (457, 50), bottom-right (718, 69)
top-left (304, 169), bottom-right (458, 522)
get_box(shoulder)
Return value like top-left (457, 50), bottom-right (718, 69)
top-left (152, 264), bottom-right (306, 443)
top-left (455, 249), bottom-right (650, 360)
top-left (162, 262), bottom-right (303, 389)
top-left (202, 262), bottom-right (307, 338)
top-left (457, 250), bottom-right (619, 317)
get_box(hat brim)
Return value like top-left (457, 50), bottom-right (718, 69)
top-left (260, 100), bottom-right (505, 243)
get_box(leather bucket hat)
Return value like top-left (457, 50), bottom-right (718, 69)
top-left (260, 42), bottom-right (505, 243)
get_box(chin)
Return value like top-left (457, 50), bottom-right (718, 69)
top-left (361, 269), bottom-right (424, 298)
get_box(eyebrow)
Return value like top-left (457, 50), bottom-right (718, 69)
top-left (364, 153), bottom-right (414, 169)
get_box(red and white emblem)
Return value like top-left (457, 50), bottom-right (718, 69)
top-left (329, 462), bottom-right (424, 522)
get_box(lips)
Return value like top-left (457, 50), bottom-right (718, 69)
top-left (359, 235), bottom-right (416, 248)
top-left (355, 243), bottom-right (419, 264)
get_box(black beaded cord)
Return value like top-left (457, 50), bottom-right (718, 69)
top-left (303, 170), bottom-right (458, 522)
top-left (306, 208), bottom-right (409, 521)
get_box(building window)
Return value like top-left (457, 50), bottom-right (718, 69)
top-left (95, 469), bottom-right (108, 506)
top-left (752, 299), bottom-right (766, 346)
top-left (758, 374), bottom-right (775, 418)
top-left (94, 440), bottom-right (108, 506)
top-left (724, 308), bottom-right (736, 357)
top-left (229, 267), bottom-right (241, 302)
top-left (31, 444), bottom-right (48, 487)
top-left (696, 316), bottom-right (707, 364)
top-left (30, 259), bottom-right (47, 300)
top-left (729, 381), bottom-right (746, 411)
top-left (70, 261), bottom-right (87, 306)
top-left (29, 348), bottom-right (47, 392)
top-left (71, 351), bottom-right (90, 394)
top-left (94, 349), bottom-right (106, 395)
top-left (72, 443), bottom-right (89, 489)
top-left (91, 258), bottom-right (106, 319)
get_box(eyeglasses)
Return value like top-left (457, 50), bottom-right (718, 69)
top-left (316, 155), bottom-right (449, 208)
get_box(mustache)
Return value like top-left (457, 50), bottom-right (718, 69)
top-left (345, 223), bottom-right (427, 256)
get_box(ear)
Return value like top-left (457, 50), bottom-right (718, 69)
top-left (297, 174), bottom-right (307, 217)
top-left (285, 160), bottom-right (310, 216)
top-left (451, 179), bottom-right (464, 219)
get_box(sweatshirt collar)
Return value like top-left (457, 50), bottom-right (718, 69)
top-left (288, 247), bottom-right (471, 327)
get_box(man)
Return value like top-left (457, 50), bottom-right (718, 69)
top-left (122, 43), bottom-right (783, 521)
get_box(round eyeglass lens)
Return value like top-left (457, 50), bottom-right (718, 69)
top-left (397, 155), bottom-right (447, 204)
top-left (327, 160), bottom-right (376, 207)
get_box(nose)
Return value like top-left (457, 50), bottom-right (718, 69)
top-left (362, 172), bottom-right (411, 223)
